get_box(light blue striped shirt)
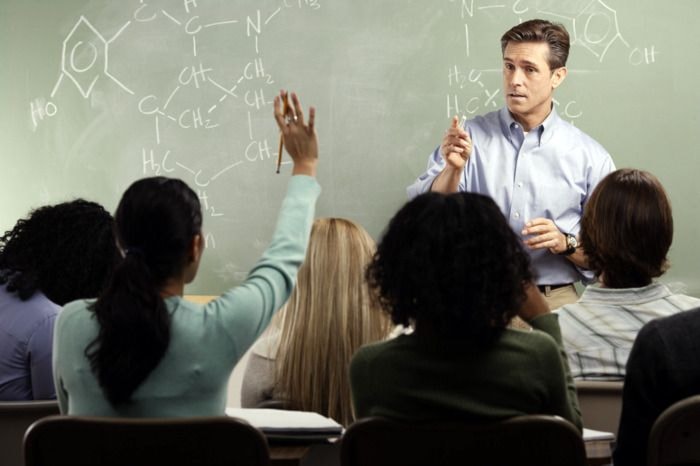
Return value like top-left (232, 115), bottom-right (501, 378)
top-left (407, 107), bottom-right (615, 285)
top-left (556, 283), bottom-right (700, 380)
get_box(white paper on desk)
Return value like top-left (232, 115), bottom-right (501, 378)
top-left (583, 428), bottom-right (615, 459)
top-left (583, 428), bottom-right (615, 441)
top-left (226, 408), bottom-right (343, 435)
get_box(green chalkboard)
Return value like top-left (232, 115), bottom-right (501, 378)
top-left (2, 0), bottom-right (700, 295)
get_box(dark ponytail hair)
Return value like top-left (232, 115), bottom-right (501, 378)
top-left (86, 177), bottom-right (202, 406)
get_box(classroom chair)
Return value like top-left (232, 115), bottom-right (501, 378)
top-left (648, 394), bottom-right (700, 466)
top-left (575, 380), bottom-right (624, 436)
top-left (24, 415), bottom-right (270, 466)
top-left (0, 400), bottom-right (59, 466)
top-left (340, 415), bottom-right (587, 466)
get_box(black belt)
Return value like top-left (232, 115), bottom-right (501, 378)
top-left (537, 283), bottom-right (572, 292)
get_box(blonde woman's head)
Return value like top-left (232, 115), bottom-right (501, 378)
top-left (275, 218), bottom-right (390, 426)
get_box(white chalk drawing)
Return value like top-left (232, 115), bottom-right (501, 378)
top-left (31, 0), bottom-right (311, 252)
top-left (30, 0), bottom-right (654, 254)
top-left (445, 0), bottom-right (656, 122)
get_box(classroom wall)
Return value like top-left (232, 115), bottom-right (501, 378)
top-left (3, 0), bottom-right (700, 295)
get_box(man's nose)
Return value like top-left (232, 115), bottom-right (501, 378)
top-left (510, 68), bottom-right (524, 86)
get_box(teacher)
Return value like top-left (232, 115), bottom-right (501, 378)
top-left (407, 19), bottom-right (615, 309)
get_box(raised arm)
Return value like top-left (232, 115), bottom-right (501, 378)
top-left (430, 115), bottom-right (472, 193)
top-left (406, 116), bottom-right (472, 198)
top-left (210, 91), bottom-right (321, 358)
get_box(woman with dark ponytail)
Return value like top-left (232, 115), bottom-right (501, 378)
top-left (53, 91), bottom-right (320, 416)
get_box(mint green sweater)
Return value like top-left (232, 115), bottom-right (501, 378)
top-left (350, 314), bottom-right (582, 430)
top-left (52, 176), bottom-right (320, 417)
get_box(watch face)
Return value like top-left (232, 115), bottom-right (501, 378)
top-left (567, 235), bottom-right (578, 249)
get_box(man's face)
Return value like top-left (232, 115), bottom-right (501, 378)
top-left (502, 41), bottom-right (566, 130)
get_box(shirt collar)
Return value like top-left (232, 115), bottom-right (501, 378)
top-left (499, 105), bottom-right (561, 146)
top-left (578, 282), bottom-right (673, 305)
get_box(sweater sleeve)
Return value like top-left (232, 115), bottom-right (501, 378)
top-left (206, 175), bottom-right (320, 359)
top-left (406, 145), bottom-right (444, 199)
top-left (613, 321), bottom-right (668, 466)
top-left (530, 313), bottom-right (583, 431)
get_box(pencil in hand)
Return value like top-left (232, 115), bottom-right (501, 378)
top-left (276, 91), bottom-right (290, 174)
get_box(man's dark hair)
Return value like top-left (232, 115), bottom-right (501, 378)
top-left (0, 199), bottom-right (118, 305)
top-left (501, 19), bottom-right (570, 69)
top-left (581, 168), bottom-right (673, 288)
top-left (366, 192), bottom-right (533, 344)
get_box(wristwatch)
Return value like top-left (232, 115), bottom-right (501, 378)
top-left (560, 233), bottom-right (578, 256)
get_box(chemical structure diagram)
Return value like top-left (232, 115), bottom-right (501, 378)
top-left (444, 0), bottom-right (658, 120)
top-left (30, 0), bottom-right (321, 250)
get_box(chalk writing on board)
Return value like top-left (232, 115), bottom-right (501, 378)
top-left (450, 0), bottom-right (657, 64)
top-left (28, 0), bottom-right (656, 260)
top-left (53, 16), bottom-right (134, 98)
top-left (444, 0), bottom-right (657, 122)
top-left (31, 1), bottom-right (323, 251)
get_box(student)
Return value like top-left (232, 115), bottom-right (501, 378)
top-left (52, 91), bottom-right (320, 416)
top-left (614, 307), bottom-right (700, 466)
top-left (556, 169), bottom-right (700, 379)
top-left (350, 192), bottom-right (581, 430)
top-left (241, 218), bottom-right (391, 426)
top-left (407, 19), bottom-right (615, 309)
top-left (0, 200), bottom-right (117, 401)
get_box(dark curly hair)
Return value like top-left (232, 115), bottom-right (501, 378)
top-left (87, 177), bottom-right (202, 406)
top-left (0, 199), bottom-right (118, 305)
top-left (366, 192), bottom-right (533, 344)
top-left (581, 168), bottom-right (672, 288)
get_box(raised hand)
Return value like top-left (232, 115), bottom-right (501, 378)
top-left (274, 90), bottom-right (318, 177)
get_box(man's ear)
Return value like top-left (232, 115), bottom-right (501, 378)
top-left (551, 66), bottom-right (567, 89)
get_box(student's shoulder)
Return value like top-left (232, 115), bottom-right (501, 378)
top-left (641, 306), bottom-right (700, 341)
top-left (19, 291), bottom-right (62, 322)
top-left (504, 316), bottom-right (562, 354)
top-left (352, 335), bottom-right (408, 365)
top-left (58, 299), bottom-right (94, 324)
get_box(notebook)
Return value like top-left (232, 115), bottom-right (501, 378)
top-left (226, 408), bottom-right (343, 440)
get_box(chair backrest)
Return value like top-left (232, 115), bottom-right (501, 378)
top-left (24, 415), bottom-right (270, 466)
top-left (0, 400), bottom-right (59, 466)
top-left (575, 380), bottom-right (624, 436)
top-left (340, 415), bottom-right (587, 466)
top-left (648, 394), bottom-right (700, 466)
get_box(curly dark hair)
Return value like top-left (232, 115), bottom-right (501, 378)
top-left (366, 192), bottom-right (533, 344)
top-left (0, 199), bottom-right (118, 305)
top-left (581, 168), bottom-right (672, 288)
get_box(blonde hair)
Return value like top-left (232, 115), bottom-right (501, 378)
top-left (274, 218), bottom-right (391, 426)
